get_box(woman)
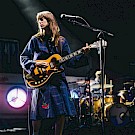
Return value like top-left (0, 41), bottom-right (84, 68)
top-left (20, 11), bottom-right (89, 135)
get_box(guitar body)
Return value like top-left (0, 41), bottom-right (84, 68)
top-left (23, 54), bottom-right (64, 88)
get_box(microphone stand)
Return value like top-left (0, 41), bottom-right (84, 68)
top-left (63, 17), bottom-right (114, 135)
top-left (97, 32), bottom-right (106, 135)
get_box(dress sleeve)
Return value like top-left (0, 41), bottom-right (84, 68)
top-left (20, 36), bottom-right (36, 74)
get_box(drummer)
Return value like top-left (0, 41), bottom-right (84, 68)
top-left (84, 71), bottom-right (113, 102)
top-left (94, 70), bottom-right (112, 95)
top-left (95, 70), bottom-right (101, 84)
top-left (84, 71), bottom-right (101, 94)
top-left (85, 71), bottom-right (107, 96)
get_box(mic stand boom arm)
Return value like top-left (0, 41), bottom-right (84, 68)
top-left (67, 19), bottom-right (114, 37)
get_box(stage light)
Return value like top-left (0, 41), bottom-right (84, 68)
top-left (6, 87), bottom-right (27, 108)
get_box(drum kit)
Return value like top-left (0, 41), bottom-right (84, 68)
top-left (69, 79), bottom-right (135, 127)
top-left (69, 79), bottom-right (115, 126)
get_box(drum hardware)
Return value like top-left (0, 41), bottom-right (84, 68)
top-left (91, 83), bottom-right (113, 89)
top-left (71, 84), bottom-right (116, 128)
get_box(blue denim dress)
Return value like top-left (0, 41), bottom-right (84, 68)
top-left (20, 35), bottom-right (86, 120)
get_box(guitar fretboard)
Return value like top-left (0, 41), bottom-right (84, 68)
top-left (59, 48), bottom-right (83, 63)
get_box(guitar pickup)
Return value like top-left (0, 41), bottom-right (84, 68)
top-left (50, 62), bottom-right (55, 68)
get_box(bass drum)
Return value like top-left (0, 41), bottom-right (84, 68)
top-left (106, 103), bottom-right (130, 126)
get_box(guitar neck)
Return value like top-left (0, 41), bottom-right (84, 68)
top-left (59, 48), bottom-right (83, 64)
top-left (59, 41), bottom-right (102, 64)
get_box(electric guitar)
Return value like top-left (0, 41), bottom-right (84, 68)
top-left (23, 41), bottom-right (99, 88)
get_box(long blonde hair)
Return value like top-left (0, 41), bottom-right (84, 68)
top-left (36, 11), bottom-right (60, 46)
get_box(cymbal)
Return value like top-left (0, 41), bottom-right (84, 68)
top-left (91, 84), bottom-right (113, 89)
top-left (118, 90), bottom-right (127, 95)
top-left (76, 80), bottom-right (85, 84)
top-left (118, 90), bottom-right (127, 93)
top-left (124, 82), bottom-right (133, 85)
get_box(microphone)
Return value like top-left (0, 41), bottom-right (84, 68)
top-left (60, 14), bottom-right (79, 19)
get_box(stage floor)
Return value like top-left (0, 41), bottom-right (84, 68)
top-left (0, 120), bottom-right (135, 135)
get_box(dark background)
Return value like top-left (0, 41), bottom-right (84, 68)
top-left (0, 0), bottom-right (135, 87)
top-left (0, 1), bottom-right (135, 132)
